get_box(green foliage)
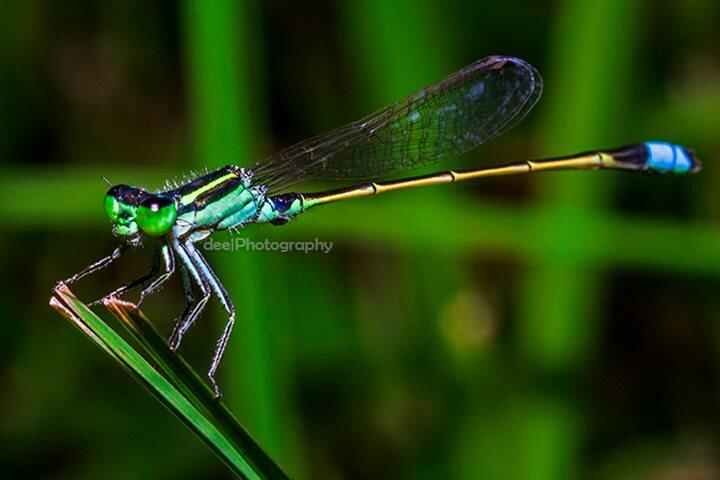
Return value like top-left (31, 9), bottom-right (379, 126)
top-left (50, 285), bottom-right (290, 480)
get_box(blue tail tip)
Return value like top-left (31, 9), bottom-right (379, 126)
top-left (644, 141), bottom-right (701, 174)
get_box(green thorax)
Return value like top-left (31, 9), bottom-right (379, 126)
top-left (169, 166), bottom-right (309, 238)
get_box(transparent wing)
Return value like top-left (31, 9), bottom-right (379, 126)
top-left (252, 55), bottom-right (542, 192)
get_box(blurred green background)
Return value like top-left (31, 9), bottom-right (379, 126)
top-left (2, 1), bottom-right (720, 479)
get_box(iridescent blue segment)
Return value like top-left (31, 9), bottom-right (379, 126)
top-left (644, 141), bottom-right (699, 174)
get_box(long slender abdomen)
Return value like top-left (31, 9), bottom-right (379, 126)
top-left (245, 142), bottom-right (700, 224)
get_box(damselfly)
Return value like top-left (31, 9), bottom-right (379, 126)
top-left (57, 56), bottom-right (700, 397)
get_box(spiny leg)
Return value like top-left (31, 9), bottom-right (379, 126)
top-left (186, 242), bottom-right (235, 398)
top-left (87, 248), bottom-right (161, 307)
top-left (57, 244), bottom-right (132, 288)
top-left (137, 243), bottom-right (175, 307)
top-left (167, 238), bottom-right (211, 351)
top-left (169, 263), bottom-right (196, 347)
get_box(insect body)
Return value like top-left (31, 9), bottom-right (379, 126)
top-left (58, 56), bottom-right (699, 397)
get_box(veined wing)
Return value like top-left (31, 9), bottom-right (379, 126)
top-left (252, 55), bottom-right (542, 192)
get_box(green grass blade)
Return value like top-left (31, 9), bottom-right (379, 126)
top-left (50, 285), bottom-right (291, 480)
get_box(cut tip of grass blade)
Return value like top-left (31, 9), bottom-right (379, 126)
top-left (49, 286), bottom-right (291, 480)
top-left (103, 295), bottom-right (140, 314)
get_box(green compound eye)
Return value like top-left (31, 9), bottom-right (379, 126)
top-left (136, 195), bottom-right (178, 236)
top-left (104, 193), bottom-right (121, 221)
top-left (104, 184), bottom-right (143, 223)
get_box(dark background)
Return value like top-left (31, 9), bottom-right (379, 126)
top-left (2, 1), bottom-right (719, 479)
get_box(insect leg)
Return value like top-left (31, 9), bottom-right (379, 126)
top-left (186, 242), bottom-right (235, 398)
top-left (58, 244), bottom-right (132, 288)
top-left (87, 249), bottom-right (161, 307)
top-left (167, 238), bottom-right (210, 351)
top-left (137, 243), bottom-right (176, 306)
top-left (168, 263), bottom-right (196, 346)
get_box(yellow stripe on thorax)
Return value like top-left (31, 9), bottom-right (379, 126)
top-left (180, 172), bottom-right (238, 206)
